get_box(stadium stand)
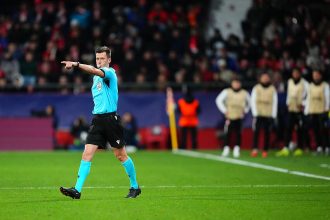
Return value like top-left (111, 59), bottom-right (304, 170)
top-left (0, 0), bottom-right (329, 92)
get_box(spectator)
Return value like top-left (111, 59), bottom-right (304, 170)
top-left (20, 51), bottom-right (37, 89)
top-left (147, 2), bottom-right (168, 25)
top-left (31, 104), bottom-right (59, 130)
top-left (1, 50), bottom-right (21, 85)
top-left (156, 72), bottom-right (167, 91)
top-left (174, 68), bottom-right (186, 84)
top-left (141, 50), bottom-right (157, 81)
top-left (121, 50), bottom-right (138, 82)
top-left (166, 50), bottom-right (180, 81)
top-left (122, 112), bottom-right (139, 148)
top-left (196, 57), bottom-right (214, 82)
top-left (279, 51), bottom-right (295, 79)
top-left (215, 59), bottom-right (235, 84)
top-left (36, 76), bottom-right (48, 91)
top-left (0, 69), bottom-right (7, 91)
top-left (273, 71), bottom-right (285, 93)
top-left (169, 29), bottom-right (186, 56)
top-left (70, 4), bottom-right (91, 29)
top-left (37, 55), bottom-right (59, 83)
top-left (263, 19), bottom-right (282, 42)
top-left (70, 116), bottom-right (89, 150)
top-left (59, 75), bottom-right (70, 94)
top-left (73, 75), bottom-right (86, 94)
top-left (209, 28), bottom-right (224, 55)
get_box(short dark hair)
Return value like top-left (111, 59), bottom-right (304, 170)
top-left (95, 46), bottom-right (111, 58)
top-left (260, 71), bottom-right (270, 76)
top-left (231, 76), bottom-right (241, 83)
top-left (292, 68), bottom-right (301, 73)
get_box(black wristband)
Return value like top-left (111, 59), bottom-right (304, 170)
top-left (76, 62), bottom-right (80, 68)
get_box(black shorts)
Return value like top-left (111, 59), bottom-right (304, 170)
top-left (86, 112), bottom-right (126, 149)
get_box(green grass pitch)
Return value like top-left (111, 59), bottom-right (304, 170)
top-left (0, 150), bottom-right (329, 220)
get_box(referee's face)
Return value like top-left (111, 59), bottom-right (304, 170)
top-left (96, 52), bottom-right (111, 68)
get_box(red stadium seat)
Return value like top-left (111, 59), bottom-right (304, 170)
top-left (140, 125), bottom-right (169, 150)
top-left (55, 130), bottom-right (74, 149)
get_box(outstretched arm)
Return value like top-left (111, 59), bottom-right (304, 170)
top-left (61, 61), bottom-right (105, 77)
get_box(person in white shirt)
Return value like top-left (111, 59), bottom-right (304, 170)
top-left (215, 78), bottom-right (250, 158)
top-left (276, 68), bottom-right (309, 157)
top-left (250, 72), bottom-right (278, 158)
top-left (304, 70), bottom-right (330, 154)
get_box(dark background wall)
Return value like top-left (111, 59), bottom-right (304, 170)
top-left (0, 92), bottom-right (287, 129)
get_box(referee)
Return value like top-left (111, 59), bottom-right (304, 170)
top-left (60, 46), bottom-right (141, 199)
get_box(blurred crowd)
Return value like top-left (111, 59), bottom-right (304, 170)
top-left (0, 0), bottom-right (329, 93)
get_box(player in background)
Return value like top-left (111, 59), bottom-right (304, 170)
top-left (59, 46), bottom-right (141, 199)
top-left (276, 68), bottom-right (309, 157)
top-left (215, 78), bottom-right (250, 158)
top-left (304, 70), bottom-right (330, 155)
top-left (251, 72), bottom-right (278, 158)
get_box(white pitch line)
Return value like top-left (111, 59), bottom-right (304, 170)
top-left (173, 150), bottom-right (330, 181)
top-left (320, 164), bottom-right (330, 169)
top-left (0, 185), bottom-right (329, 190)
